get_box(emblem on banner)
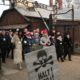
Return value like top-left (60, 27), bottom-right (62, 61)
top-left (33, 50), bottom-right (54, 72)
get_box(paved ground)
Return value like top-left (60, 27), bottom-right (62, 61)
top-left (59, 56), bottom-right (80, 80)
top-left (0, 55), bottom-right (80, 80)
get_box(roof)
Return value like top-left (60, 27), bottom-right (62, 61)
top-left (1, 2), bottom-right (80, 22)
top-left (0, 8), bottom-right (30, 23)
top-left (0, 24), bottom-right (28, 29)
top-left (15, 7), bottom-right (52, 19)
top-left (57, 8), bottom-right (80, 20)
top-left (15, 7), bottom-right (80, 21)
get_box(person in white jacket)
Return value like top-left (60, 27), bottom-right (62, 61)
top-left (13, 31), bottom-right (23, 70)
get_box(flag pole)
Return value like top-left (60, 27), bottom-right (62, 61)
top-left (37, 11), bottom-right (49, 31)
top-left (33, 1), bottom-right (49, 31)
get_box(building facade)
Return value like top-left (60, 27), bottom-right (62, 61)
top-left (0, 2), bottom-right (80, 53)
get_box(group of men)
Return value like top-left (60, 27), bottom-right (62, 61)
top-left (0, 31), bottom-right (14, 63)
top-left (55, 32), bottom-right (73, 62)
top-left (0, 28), bottom-right (73, 64)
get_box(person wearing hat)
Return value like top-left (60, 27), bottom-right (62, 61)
top-left (63, 33), bottom-right (73, 61)
top-left (40, 29), bottom-right (51, 48)
top-left (33, 29), bottom-right (40, 45)
top-left (55, 32), bottom-right (64, 62)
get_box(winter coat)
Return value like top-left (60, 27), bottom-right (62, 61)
top-left (55, 36), bottom-right (64, 55)
top-left (22, 36), bottom-right (33, 54)
top-left (13, 34), bottom-right (22, 64)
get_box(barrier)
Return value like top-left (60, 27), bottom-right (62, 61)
top-left (25, 46), bottom-right (59, 80)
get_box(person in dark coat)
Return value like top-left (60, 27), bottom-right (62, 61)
top-left (22, 32), bottom-right (33, 60)
top-left (0, 31), bottom-right (8, 63)
top-left (5, 31), bottom-right (11, 58)
top-left (49, 29), bottom-right (56, 45)
top-left (0, 31), bottom-right (2, 70)
top-left (63, 33), bottom-right (73, 61)
top-left (55, 32), bottom-right (64, 62)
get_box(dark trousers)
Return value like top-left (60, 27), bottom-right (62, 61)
top-left (10, 43), bottom-right (15, 59)
top-left (6, 47), bottom-right (11, 58)
top-left (64, 48), bottom-right (72, 61)
top-left (22, 47), bottom-right (30, 60)
top-left (57, 53), bottom-right (64, 62)
top-left (1, 48), bottom-right (7, 63)
top-left (56, 47), bottom-right (64, 62)
top-left (10, 48), bottom-right (14, 59)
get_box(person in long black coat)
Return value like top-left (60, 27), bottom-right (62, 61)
top-left (5, 32), bottom-right (11, 58)
top-left (0, 31), bottom-right (2, 69)
top-left (55, 32), bottom-right (64, 62)
top-left (0, 31), bottom-right (9, 63)
top-left (63, 33), bottom-right (73, 61)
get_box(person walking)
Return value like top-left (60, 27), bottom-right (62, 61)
top-left (6, 31), bottom-right (11, 58)
top-left (63, 33), bottom-right (73, 61)
top-left (10, 31), bottom-right (14, 59)
top-left (49, 29), bottom-right (56, 45)
top-left (22, 31), bottom-right (33, 60)
top-left (0, 31), bottom-right (8, 63)
top-left (13, 31), bottom-right (23, 70)
top-left (55, 32), bottom-right (64, 62)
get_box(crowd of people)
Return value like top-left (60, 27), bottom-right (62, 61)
top-left (0, 27), bottom-right (73, 70)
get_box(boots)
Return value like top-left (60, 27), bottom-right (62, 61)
top-left (17, 63), bottom-right (22, 70)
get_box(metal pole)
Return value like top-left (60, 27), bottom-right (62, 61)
top-left (72, 5), bottom-right (74, 21)
top-left (52, 5), bottom-right (58, 42)
top-left (72, 5), bottom-right (74, 52)
top-left (52, 5), bottom-right (57, 30)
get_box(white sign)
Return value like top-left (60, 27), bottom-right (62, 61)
top-left (25, 46), bottom-right (59, 80)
